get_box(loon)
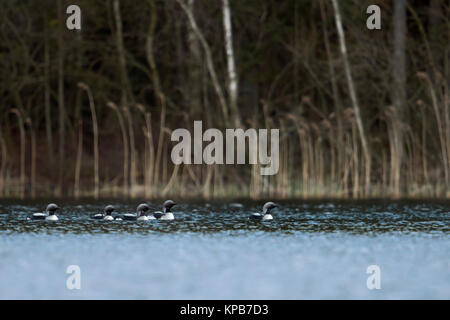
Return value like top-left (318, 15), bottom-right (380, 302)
top-left (30, 203), bottom-right (59, 221)
top-left (152, 200), bottom-right (176, 220)
top-left (93, 205), bottom-right (115, 221)
top-left (250, 202), bottom-right (278, 221)
top-left (121, 203), bottom-right (150, 221)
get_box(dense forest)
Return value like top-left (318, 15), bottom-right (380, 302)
top-left (0, 0), bottom-right (449, 199)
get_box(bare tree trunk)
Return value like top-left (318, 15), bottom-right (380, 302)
top-left (113, 0), bottom-right (133, 106)
top-left (222, 0), bottom-right (240, 127)
top-left (331, 0), bottom-right (371, 196)
top-left (145, 112), bottom-right (155, 196)
top-left (186, 0), bottom-right (203, 119)
top-left (320, 0), bottom-right (343, 183)
top-left (391, 0), bottom-right (407, 198)
top-left (74, 120), bottom-right (83, 199)
top-left (107, 102), bottom-right (129, 198)
top-left (57, 0), bottom-right (65, 196)
top-left (177, 0), bottom-right (230, 125)
top-left (428, 0), bottom-right (441, 59)
top-left (11, 109), bottom-right (25, 199)
top-left (146, 1), bottom-right (167, 192)
top-left (79, 83), bottom-right (99, 199)
top-left (146, 0), bottom-right (164, 108)
top-left (44, 27), bottom-right (54, 172)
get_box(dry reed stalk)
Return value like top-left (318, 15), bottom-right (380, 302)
top-left (248, 118), bottom-right (260, 199)
top-left (0, 129), bottom-right (7, 197)
top-left (180, 164), bottom-right (187, 198)
top-left (351, 122), bottom-right (360, 198)
top-left (318, 139), bottom-right (324, 197)
top-left (418, 72), bottom-right (449, 187)
top-left (342, 132), bottom-right (351, 198)
top-left (162, 164), bottom-right (180, 197)
top-left (154, 94), bottom-right (166, 188)
top-left (142, 126), bottom-right (149, 196)
top-left (107, 102), bottom-right (129, 198)
top-left (5, 169), bottom-right (10, 197)
top-left (74, 120), bottom-right (83, 199)
top-left (219, 166), bottom-right (225, 198)
top-left (282, 137), bottom-right (289, 198)
top-left (324, 120), bottom-right (336, 185)
top-left (405, 133), bottom-right (414, 192)
top-left (382, 150), bottom-right (387, 192)
top-left (11, 109), bottom-right (25, 199)
top-left (146, 112), bottom-right (155, 195)
top-left (420, 102), bottom-right (429, 185)
top-left (202, 165), bottom-right (213, 199)
top-left (25, 118), bottom-right (36, 199)
top-left (78, 83), bottom-right (99, 199)
top-left (385, 108), bottom-right (395, 194)
top-left (162, 138), bottom-right (168, 188)
top-left (122, 106), bottom-right (137, 198)
top-left (137, 104), bottom-right (154, 197)
top-left (445, 83), bottom-right (450, 193)
top-left (300, 132), bottom-right (308, 197)
top-left (407, 126), bottom-right (420, 192)
top-left (385, 105), bottom-right (402, 198)
top-left (186, 164), bottom-right (201, 188)
top-left (307, 128), bottom-right (314, 195)
top-left (298, 128), bottom-right (308, 198)
top-left (277, 124), bottom-right (287, 198)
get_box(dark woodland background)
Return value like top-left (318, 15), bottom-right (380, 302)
top-left (0, 0), bottom-right (448, 199)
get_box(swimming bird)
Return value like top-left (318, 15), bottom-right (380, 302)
top-left (30, 203), bottom-right (60, 221)
top-left (93, 205), bottom-right (115, 221)
top-left (229, 202), bottom-right (244, 209)
top-left (121, 203), bottom-right (151, 221)
top-left (152, 200), bottom-right (176, 220)
top-left (250, 202), bottom-right (278, 221)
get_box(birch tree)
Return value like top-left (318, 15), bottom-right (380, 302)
top-left (331, 0), bottom-right (371, 196)
top-left (177, 0), bottom-right (230, 125)
top-left (222, 0), bottom-right (241, 127)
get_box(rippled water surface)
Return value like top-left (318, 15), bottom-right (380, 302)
top-left (0, 200), bottom-right (449, 299)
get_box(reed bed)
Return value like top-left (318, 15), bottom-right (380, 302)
top-left (0, 0), bottom-right (449, 199)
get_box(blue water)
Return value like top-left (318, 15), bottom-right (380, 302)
top-left (0, 200), bottom-right (449, 299)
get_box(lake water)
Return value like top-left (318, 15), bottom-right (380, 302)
top-left (0, 199), bottom-right (449, 299)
